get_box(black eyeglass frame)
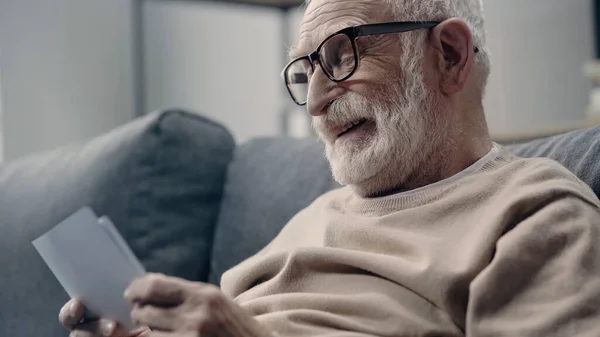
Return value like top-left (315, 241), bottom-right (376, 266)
top-left (282, 21), bottom-right (480, 106)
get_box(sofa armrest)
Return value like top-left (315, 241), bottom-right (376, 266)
top-left (0, 109), bottom-right (234, 337)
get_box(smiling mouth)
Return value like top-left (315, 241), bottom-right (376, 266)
top-left (337, 118), bottom-right (368, 138)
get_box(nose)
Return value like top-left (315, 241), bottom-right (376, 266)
top-left (306, 66), bottom-right (345, 116)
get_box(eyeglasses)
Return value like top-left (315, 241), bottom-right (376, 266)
top-left (282, 21), bottom-right (479, 106)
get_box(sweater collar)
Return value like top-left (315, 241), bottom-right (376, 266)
top-left (343, 144), bottom-right (513, 214)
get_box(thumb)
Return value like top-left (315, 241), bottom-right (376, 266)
top-left (129, 326), bottom-right (152, 337)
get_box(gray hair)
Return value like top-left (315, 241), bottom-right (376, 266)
top-left (387, 0), bottom-right (490, 90)
top-left (304, 0), bottom-right (491, 90)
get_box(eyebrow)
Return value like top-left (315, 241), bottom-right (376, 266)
top-left (288, 23), bottom-right (351, 60)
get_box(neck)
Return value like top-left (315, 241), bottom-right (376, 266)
top-left (351, 114), bottom-right (493, 198)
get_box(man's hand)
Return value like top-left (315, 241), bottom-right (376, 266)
top-left (58, 299), bottom-right (150, 337)
top-left (125, 273), bottom-right (271, 337)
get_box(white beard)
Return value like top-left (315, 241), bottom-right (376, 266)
top-left (313, 65), bottom-right (447, 189)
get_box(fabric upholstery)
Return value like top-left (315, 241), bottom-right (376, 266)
top-left (209, 126), bottom-right (600, 285)
top-left (507, 125), bottom-right (600, 197)
top-left (0, 110), bottom-right (234, 337)
top-left (3, 106), bottom-right (600, 336)
top-left (208, 137), bottom-right (339, 285)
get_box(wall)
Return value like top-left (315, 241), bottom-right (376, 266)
top-left (145, 0), bottom-right (594, 142)
top-left (483, 0), bottom-right (593, 134)
top-left (0, 0), bottom-right (593, 159)
top-left (144, 1), bottom-right (287, 144)
top-left (0, 0), bottom-right (135, 161)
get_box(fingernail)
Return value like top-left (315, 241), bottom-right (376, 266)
top-left (123, 288), bottom-right (130, 299)
top-left (100, 320), bottom-right (115, 336)
top-left (68, 301), bottom-right (76, 314)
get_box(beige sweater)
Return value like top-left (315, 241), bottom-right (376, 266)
top-left (221, 147), bottom-right (600, 337)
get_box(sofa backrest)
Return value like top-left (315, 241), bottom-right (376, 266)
top-left (209, 125), bottom-right (600, 285)
top-left (209, 137), bottom-right (339, 285)
top-left (507, 125), bottom-right (600, 196)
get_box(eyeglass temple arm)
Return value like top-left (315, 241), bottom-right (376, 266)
top-left (356, 21), bottom-right (441, 36)
top-left (356, 22), bottom-right (480, 53)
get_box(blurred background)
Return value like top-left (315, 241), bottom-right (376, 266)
top-left (0, 0), bottom-right (597, 162)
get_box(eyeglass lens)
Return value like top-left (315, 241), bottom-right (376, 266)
top-left (285, 58), bottom-right (311, 105)
top-left (285, 33), bottom-right (356, 105)
top-left (320, 34), bottom-right (356, 80)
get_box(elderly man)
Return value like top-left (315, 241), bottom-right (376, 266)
top-left (60, 0), bottom-right (600, 336)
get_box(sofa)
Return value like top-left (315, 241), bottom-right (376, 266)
top-left (1, 109), bottom-right (599, 336)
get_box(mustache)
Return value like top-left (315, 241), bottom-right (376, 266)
top-left (313, 95), bottom-right (372, 133)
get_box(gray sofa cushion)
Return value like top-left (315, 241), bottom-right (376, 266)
top-left (507, 125), bottom-right (600, 197)
top-left (209, 126), bottom-right (600, 285)
top-left (0, 110), bottom-right (234, 337)
top-left (208, 138), bottom-right (339, 285)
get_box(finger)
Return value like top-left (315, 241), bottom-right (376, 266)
top-left (69, 319), bottom-right (117, 337)
top-left (70, 319), bottom-right (145, 337)
top-left (130, 303), bottom-right (179, 331)
top-left (125, 273), bottom-right (190, 306)
top-left (59, 299), bottom-right (85, 329)
top-left (130, 327), bottom-right (153, 337)
top-left (145, 331), bottom-right (195, 337)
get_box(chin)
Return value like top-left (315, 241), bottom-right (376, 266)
top-left (324, 114), bottom-right (434, 193)
top-left (325, 134), bottom-right (387, 186)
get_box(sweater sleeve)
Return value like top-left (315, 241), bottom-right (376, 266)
top-left (466, 196), bottom-right (600, 337)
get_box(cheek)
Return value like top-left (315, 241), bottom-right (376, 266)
top-left (354, 57), bottom-right (398, 81)
top-left (339, 59), bottom-right (400, 96)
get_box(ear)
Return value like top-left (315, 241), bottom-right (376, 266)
top-left (429, 18), bottom-right (475, 95)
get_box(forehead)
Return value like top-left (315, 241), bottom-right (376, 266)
top-left (293, 0), bottom-right (391, 57)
